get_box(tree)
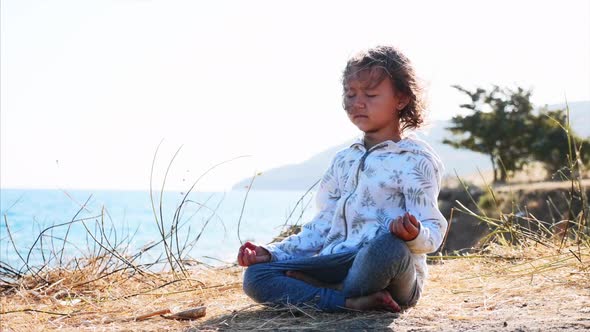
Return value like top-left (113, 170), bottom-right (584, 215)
top-left (443, 85), bottom-right (535, 183)
top-left (529, 108), bottom-right (590, 179)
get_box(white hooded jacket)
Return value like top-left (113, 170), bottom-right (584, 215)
top-left (263, 134), bottom-right (448, 290)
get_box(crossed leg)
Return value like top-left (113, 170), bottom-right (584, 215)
top-left (285, 232), bottom-right (419, 312)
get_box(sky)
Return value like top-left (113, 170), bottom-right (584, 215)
top-left (1, 0), bottom-right (589, 191)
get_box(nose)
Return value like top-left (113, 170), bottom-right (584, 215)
top-left (354, 94), bottom-right (367, 108)
top-left (346, 95), bottom-right (366, 113)
top-left (355, 98), bottom-right (366, 109)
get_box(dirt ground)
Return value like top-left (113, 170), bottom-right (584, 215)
top-left (1, 244), bottom-right (588, 331)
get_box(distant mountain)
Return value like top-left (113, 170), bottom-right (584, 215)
top-left (233, 101), bottom-right (589, 190)
top-left (233, 142), bottom-right (351, 191)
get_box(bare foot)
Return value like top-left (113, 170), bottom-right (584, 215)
top-left (285, 271), bottom-right (343, 290)
top-left (345, 290), bottom-right (401, 312)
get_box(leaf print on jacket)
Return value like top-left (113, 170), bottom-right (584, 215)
top-left (405, 187), bottom-right (426, 207)
top-left (351, 213), bottom-right (369, 235)
top-left (292, 240), bottom-right (322, 255)
top-left (389, 170), bottom-right (403, 185)
top-left (336, 156), bottom-right (347, 170)
top-left (386, 190), bottom-right (406, 210)
top-left (364, 166), bottom-right (377, 178)
top-left (411, 159), bottom-right (434, 190)
top-left (361, 187), bottom-right (376, 208)
top-left (375, 152), bottom-right (392, 161)
top-left (324, 231), bottom-right (344, 248)
top-left (375, 208), bottom-right (391, 228)
top-left (328, 188), bottom-right (341, 201)
top-left (322, 166), bottom-right (335, 186)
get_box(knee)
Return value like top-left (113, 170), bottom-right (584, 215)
top-left (366, 232), bottom-right (412, 266)
top-left (242, 263), bottom-right (268, 303)
top-left (371, 232), bottom-right (411, 256)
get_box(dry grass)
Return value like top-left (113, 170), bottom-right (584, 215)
top-left (0, 264), bottom-right (239, 331)
top-left (1, 243), bottom-right (588, 331)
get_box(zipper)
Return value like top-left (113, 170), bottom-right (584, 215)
top-left (330, 143), bottom-right (385, 253)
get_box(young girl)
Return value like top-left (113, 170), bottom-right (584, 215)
top-left (237, 45), bottom-right (447, 312)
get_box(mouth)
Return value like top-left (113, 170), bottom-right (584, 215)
top-left (352, 115), bottom-right (369, 120)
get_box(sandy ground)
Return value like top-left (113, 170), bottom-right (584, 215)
top-left (1, 244), bottom-right (588, 331)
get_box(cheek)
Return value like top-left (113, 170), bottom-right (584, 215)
top-left (370, 98), bottom-right (391, 111)
top-left (343, 99), bottom-right (354, 113)
top-left (379, 98), bottom-right (397, 112)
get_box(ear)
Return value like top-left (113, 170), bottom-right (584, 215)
top-left (396, 94), bottom-right (411, 111)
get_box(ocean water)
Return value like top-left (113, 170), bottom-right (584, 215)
top-left (0, 188), bottom-right (315, 269)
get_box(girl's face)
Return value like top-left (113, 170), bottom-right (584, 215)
top-left (343, 71), bottom-right (408, 138)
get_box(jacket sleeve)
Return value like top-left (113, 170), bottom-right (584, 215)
top-left (260, 153), bottom-right (342, 261)
top-left (399, 156), bottom-right (447, 254)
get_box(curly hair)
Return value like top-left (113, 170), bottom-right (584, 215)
top-left (342, 45), bottom-right (425, 132)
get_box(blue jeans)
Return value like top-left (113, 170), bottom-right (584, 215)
top-left (242, 232), bottom-right (420, 312)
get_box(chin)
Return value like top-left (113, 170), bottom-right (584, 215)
top-left (357, 127), bottom-right (377, 134)
top-left (354, 124), bottom-right (373, 132)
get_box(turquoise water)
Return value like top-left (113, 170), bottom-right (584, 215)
top-left (0, 188), bottom-right (315, 269)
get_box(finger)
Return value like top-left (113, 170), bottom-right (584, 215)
top-left (244, 248), bottom-right (255, 266)
top-left (394, 220), bottom-right (408, 239)
top-left (395, 220), bottom-right (404, 236)
top-left (237, 245), bottom-right (248, 266)
top-left (406, 214), bottom-right (418, 230)
top-left (399, 214), bottom-right (408, 231)
top-left (392, 217), bottom-right (402, 234)
top-left (248, 248), bottom-right (259, 263)
top-left (240, 249), bottom-right (248, 266)
top-left (397, 218), bottom-right (408, 237)
top-left (389, 219), bottom-right (397, 234)
top-left (391, 219), bottom-right (399, 235)
top-left (237, 251), bottom-right (244, 266)
top-left (402, 216), bottom-right (415, 234)
top-left (403, 218), bottom-right (416, 239)
top-left (404, 220), bottom-right (419, 239)
top-left (244, 242), bottom-right (257, 250)
top-left (408, 214), bottom-right (420, 228)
